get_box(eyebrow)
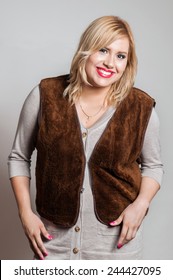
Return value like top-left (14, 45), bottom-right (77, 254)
top-left (104, 47), bottom-right (128, 54)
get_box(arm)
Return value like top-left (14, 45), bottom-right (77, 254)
top-left (8, 86), bottom-right (51, 259)
top-left (11, 176), bottom-right (52, 259)
top-left (110, 108), bottom-right (163, 248)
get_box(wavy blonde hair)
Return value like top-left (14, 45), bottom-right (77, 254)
top-left (64, 15), bottom-right (137, 106)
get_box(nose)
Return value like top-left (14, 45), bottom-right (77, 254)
top-left (103, 54), bottom-right (114, 69)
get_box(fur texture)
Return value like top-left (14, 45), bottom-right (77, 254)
top-left (36, 75), bottom-right (155, 227)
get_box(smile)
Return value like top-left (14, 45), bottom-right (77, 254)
top-left (96, 67), bottom-right (114, 78)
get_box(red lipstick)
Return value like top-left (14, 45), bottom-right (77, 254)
top-left (96, 67), bottom-right (114, 78)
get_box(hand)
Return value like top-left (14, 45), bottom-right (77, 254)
top-left (20, 210), bottom-right (53, 259)
top-left (109, 199), bottom-right (149, 249)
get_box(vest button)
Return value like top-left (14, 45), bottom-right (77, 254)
top-left (82, 132), bottom-right (87, 138)
top-left (73, 248), bottom-right (79, 254)
top-left (75, 226), bottom-right (80, 232)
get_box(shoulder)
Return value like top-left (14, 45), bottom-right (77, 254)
top-left (18, 85), bottom-right (40, 122)
top-left (147, 108), bottom-right (160, 131)
top-left (23, 85), bottom-right (40, 109)
top-left (40, 74), bottom-right (70, 89)
top-left (131, 87), bottom-right (155, 101)
top-left (128, 87), bottom-right (156, 108)
top-left (39, 74), bottom-right (70, 106)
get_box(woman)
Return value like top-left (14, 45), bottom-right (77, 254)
top-left (8, 15), bottom-right (163, 260)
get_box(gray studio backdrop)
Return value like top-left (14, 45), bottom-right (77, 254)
top-left (0, 0), bottom-right (172, 259)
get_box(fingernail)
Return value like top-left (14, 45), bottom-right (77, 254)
top-left (48, 235), bottom-right (53, 240)
top-left (117, 243), bottom-right (123, 249)
top-left (40, 257), bottom-right (44, 260)
top-left (44, 252), bottom-right (48, 256)
top-left (109, 221), bottom-right (117, 226)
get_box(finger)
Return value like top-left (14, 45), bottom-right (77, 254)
top-left (35, 233), bottom-right (48, 257)
top-left (29, 241), bottom-right (43, 260)
top-left (40, 224), bottom-right (53, 240)
top-left (125, 227), bottom-right (137, 243)
top-left (109, 214), bottom-right (123, 226)
top-left (117, 224), bottom-right (128, 248)
top-left (30, 238), bottom-right (45, 260)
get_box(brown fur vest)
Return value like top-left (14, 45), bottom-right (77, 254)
top-left (35, 74), bottom-right (155, 227)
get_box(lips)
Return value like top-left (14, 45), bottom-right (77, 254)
top-left (96, 67), bottom-right (114, 78)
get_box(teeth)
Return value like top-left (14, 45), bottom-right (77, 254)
top-left (99, 69), bottom-right (112, 75)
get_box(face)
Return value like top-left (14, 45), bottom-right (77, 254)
top-left (84, 37), bottom-right (129, 91)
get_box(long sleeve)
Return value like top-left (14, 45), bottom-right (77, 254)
top-left (140, 108), bottom-right (164, 186)
top-left (8, 85), bottom-right (40, 178)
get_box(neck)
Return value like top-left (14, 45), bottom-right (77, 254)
top-left (80, 85), bottom-right (110, 105)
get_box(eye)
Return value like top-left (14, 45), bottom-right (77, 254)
top-left (99, 48), bottom-right (108, 54)
top-left (117, 53), bottom-right (126, 59)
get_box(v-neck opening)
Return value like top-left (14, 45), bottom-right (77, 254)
top-left (75, 105), bottom-right (116, 132)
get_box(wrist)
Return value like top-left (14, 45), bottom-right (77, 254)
top-left (133, 196), bottom-right (150, 210)
top-left (18, 207), bottom-right (33, 220)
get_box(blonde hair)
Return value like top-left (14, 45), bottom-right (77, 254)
top-left (64, 15), bottom-right (137, 106)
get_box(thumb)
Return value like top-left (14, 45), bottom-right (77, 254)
top-left (40, 224), bottom-right (53, 240)
top-left (109, 214), bottom-right (123, 226)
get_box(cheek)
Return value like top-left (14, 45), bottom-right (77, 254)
top-left (85, 61), bottom-right (92, 76)
top-left (85, 57), bottom-right (96, 72)
top-left (117, 61), bottom-right (128, 73)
